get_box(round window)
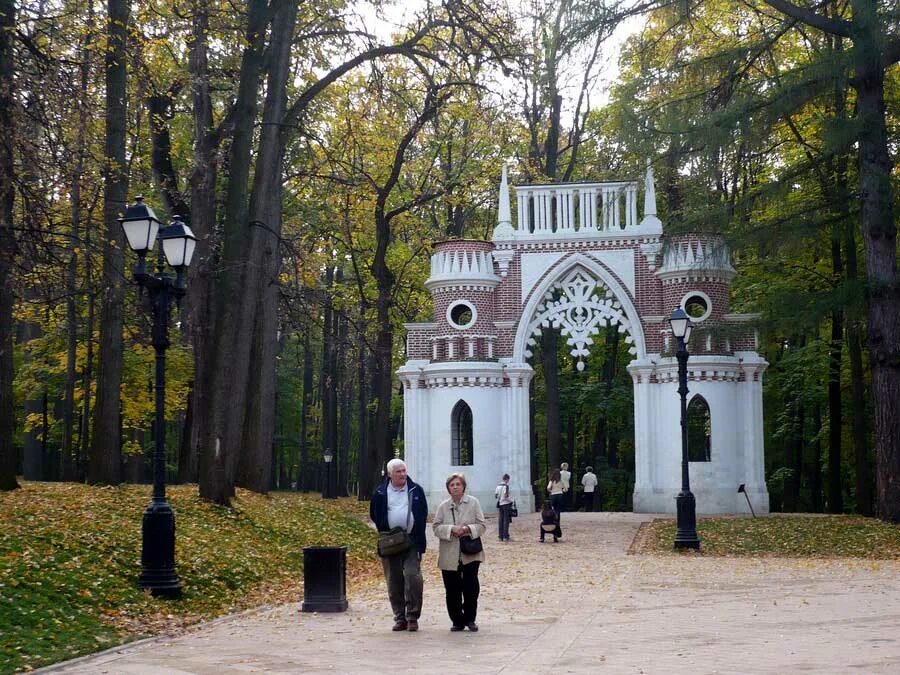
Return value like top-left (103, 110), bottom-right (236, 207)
top-left (681, 291), bottom-right (712, 323)
top-left (447, 300), bottom-right (477, 329)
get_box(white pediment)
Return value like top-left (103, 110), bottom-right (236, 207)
top-left (520, 252), bottom-right (565, 305)
top-left (587, 249), bottom-right (635, 296)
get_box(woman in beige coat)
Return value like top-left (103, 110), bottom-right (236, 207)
top-left (432, 472), bottom-right (486, 632)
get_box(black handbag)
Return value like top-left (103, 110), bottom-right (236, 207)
top-left (452, 505), bottom-right (483, 555)
top-left (459, 534), bottom-right (483, 555)
top-left (510, 501), bottom-right (518, 518)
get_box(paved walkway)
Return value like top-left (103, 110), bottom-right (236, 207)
top-left (45, 512), bottom-right (900, 674)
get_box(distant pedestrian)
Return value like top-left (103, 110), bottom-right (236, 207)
top-left (433, 472), bottom-right (486, 632)
top-left (560, 462), bottom-right (572, 510)
top-left (581, 466), bottom-right (599, 512)
top-left (547, 470), bottom-right (565, 522)
top-left (370, 458), bottom-right (428, 632)
top-left (494, 473), bottom-right (513, 542)
top-left (539, 501), bottom-right (561, 542)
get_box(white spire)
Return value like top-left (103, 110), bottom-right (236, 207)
top-left (643, 159), bottom-right (657, 217)
top-left (492, 160), bottom-right (515, 242)
top-left (638, 158), bottom-right (662, 232)
top-left (498, 161), bottom-right (511, 225)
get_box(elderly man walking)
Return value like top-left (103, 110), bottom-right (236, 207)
top-left (370, 458), bottom-right (428, 632)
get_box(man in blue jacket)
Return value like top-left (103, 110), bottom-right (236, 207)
top-left (370, 458), bottom-right (428, 632)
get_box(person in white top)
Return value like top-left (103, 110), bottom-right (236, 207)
top-left (559, 463), bottom-right (572, 510)
top-left (581, 466), bottom-right (599, 512)
top-left (494, 474), bottom-right (513, 542)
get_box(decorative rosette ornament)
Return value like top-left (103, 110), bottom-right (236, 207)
top-left (524, 267), bottom-right (636, 371)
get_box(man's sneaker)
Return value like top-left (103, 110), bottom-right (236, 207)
top-left (466, 622), bottom-right (479, 632)
top-left (392, 620), bottom-right (408, 631)
top-left (450, 625), bottom-right (465, 632)
top-left (407, 620), bottom-right (419, 632)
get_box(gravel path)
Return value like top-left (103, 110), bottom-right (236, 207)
top-left (44, 512), bottom-right (900, 674)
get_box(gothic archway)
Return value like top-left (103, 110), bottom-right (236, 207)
top-left (514, 253), bottom-right (646, 369)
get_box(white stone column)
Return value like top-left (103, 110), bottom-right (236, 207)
top-left (397, 361), bottom-right (428, 480)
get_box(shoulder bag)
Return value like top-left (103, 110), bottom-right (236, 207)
top-left (377, 489), bottom-right (412, 557)
top-left (452, 504), bottom-right (483, 555)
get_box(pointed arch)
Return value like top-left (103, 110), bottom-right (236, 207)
top-left (513, 252), bottom-right (647, 367)
top-left (451, 400), bottom-right (473, 466)
top-left (687, 395), bottom-right (711, 462)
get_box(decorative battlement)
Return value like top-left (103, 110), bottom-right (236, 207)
top-left (425, 240), bottom-right (499, 291)
top-left (656, 236), bottom-right (736, 282)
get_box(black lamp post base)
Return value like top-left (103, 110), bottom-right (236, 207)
top-left (674, 490), bottom-right (700, 549)
top-left (139, 502), bottom-right (182, 598)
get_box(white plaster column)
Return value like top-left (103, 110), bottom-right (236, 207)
top-left (627, 358), bottom-right (656, 500)
top-left (398, 361), bottom-right (428, 480)
top-left (504, 362), bottom-right (535, 511)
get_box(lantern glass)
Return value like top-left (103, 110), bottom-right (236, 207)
top-left (669, 307), bottom-right (690, 339)
top-left (159, 218), bottom-right (197, 268)
top-left (119, 197), bottom-right (160, 253)
top-left (323, 450), bottom-right (334, 463)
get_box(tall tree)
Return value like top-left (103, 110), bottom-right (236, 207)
top-left (0, 0), bottom-right (19, 490)
top-left (88, 0), bottom-right (130, 484)
top-left (759, 0), bottom-right (899, 521)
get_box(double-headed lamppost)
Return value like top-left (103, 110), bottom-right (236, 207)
top-left (323, 448), bottom-right (335, 499)
top-left (120, 196), bottom-right (197, 597)
top-left (669, 307), bottom-right (700, 549)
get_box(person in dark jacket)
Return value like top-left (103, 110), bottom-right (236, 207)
top-left (370, 458), bottom-right (428, 632)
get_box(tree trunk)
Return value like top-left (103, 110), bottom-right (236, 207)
top-left (851, 15), bottom-right (899, 520)
top-left (79, 218), bottom-right (96, 482)
top-left (355, 326), bottom-right (369, 500)
top-left (321, 265), bottom-right (336, 479)
top-left (197, 0), bottom-right (269, 504)
top-left (0, 0), bottom-right (16, 490)
top-left (89, 0), bottom-right (130, 485)
top-left (828, 245), bottom-right (844, 513)
top-left (299, 331), bottom-right (313, 491)
top-left (62, 0), bottom-right (93, 482)
top-left (541, 329), bottom-right (561, 470)
top-left (235, 0), bottom-right (298, 495)
top-left (337, 304), bottom-right (350, 497)
top-left (181, 0), bottom-right (217, 488)
top-left (783, 398), bottom-right (804, 512)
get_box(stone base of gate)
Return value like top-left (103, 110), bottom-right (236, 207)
top-left (633, 484), bottom-right (769, 515)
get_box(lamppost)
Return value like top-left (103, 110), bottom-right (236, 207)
top-left (323, 448), bottom-right (336, 499)
top-left (120, 196), bottom-right (197, 597)
top-left (669, 307), bottom-right (700, 550)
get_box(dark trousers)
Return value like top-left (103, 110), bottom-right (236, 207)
top-left (381, 546), bottom-right (423, 621)
top-left (498, 503), bottom-right (512, 540)
top-left (586, 490), bottom-right (600, 511)
top-left (550, 493), bottom-right (564, 521)
top-left (441, 561), bottom-right (480, 627)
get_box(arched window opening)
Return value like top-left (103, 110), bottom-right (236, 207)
top-left (687, 395), bottom-right (711, 462)
top-left (451, 400), bottom-right (473, 466)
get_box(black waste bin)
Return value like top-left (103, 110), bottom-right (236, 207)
top-left (301, 546), bottom-right (348, 612)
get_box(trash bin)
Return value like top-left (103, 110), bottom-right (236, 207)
top-left (301, 546), bottom-right (348, 612)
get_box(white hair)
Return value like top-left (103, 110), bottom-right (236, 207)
top-left (386, 458), bottom-right (407, 475)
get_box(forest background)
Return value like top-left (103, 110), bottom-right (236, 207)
top-left (0, 0), bottom-right (897, 520)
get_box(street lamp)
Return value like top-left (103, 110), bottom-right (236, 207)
top-left (323, 448), bottom-right (334, 499)
top-left (120, 196), bottom-right (196, 597)
top-left (669, 307), bottom-right (700, 549)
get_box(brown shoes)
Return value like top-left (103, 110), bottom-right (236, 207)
top-left (392, 620), bottom-right (407, 631)
top-left (407, 620), bottom-right (419, 632)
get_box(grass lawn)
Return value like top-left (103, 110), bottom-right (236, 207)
top-left (633, 514), bottom-right (900, 558)
top-left (0, 482), bottom-right (380, 673)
